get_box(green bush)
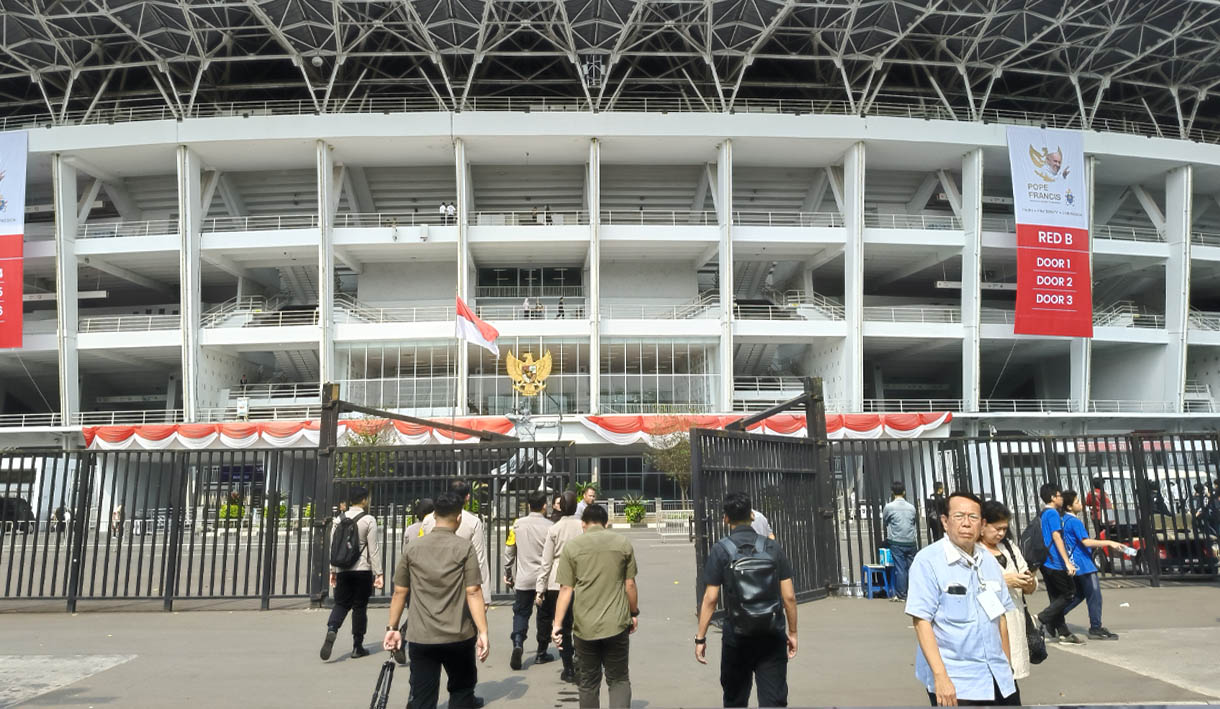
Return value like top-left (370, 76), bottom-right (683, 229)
top-left (623, 494), bottom-right (647, 524)
top-left (218, 503), bottom-right (244, 520)
top-left (567, 480), bottom-right (601, 497)
top-left (464, 482), bottom-right (487, 515)
top-left (264, 502), bottom-right (287, 519)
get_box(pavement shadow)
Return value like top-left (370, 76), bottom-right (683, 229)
top-left (20, 686), bottom-right (120, 706)
top-left (322, 643), bottom-right (387, 665)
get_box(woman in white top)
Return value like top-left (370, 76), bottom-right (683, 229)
top-left (981, 499), bottom-right (1038, 681)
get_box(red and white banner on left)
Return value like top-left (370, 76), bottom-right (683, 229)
top-left (1006, 126), bottom-right (1092, 338)
top-left (0, 131), bottom-right (28, 349)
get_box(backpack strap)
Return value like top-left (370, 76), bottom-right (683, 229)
top-left (717, 537), bottom-right (738, 559)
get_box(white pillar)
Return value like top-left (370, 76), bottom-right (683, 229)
top-left (1070, 156), bottom-right (1096, 412)
top-left (316, 141), bottom-right (336, 389)
top-left (717, 140), bottom-right (734, 411)
top-left (1165, 165), bottom-right (1192, 412)
top-left (843, 143), bottom-right (866, 411)
top-left (961, 149), bottom-right (984, 412)
top-left (455, 138), bottom-right (470, 416)
top-left (52, 155), bottom-right (80, 420)
top-left (177, 146), bottom-right (203, 421)
top-left (588, 139), bottom-right (602, 414)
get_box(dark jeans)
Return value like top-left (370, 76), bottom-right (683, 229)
top-left (573, 629), bottom-right (631, 709)
top-left (545, 590), bottom-right (575, 670)
top-left (1064, 571), bottom-right (1103, 630)
top-left (1038, 567), bottom-right (1076, 635)
top-left (512, 589), bottom-right (556, 652)
top-left (721, 634), bottom-right (788, 707)
top-left (928, 679), bottom-right (1020, 706)
top-left (327, 570), bottom-right (372, 640)
top-left (890, 542), bottom-right (918, 599)
top-left (408, 637), bottom-right (478, 709)
top-left (927, 518), bottom-right (944, 542)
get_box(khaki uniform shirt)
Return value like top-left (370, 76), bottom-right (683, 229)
top-left (393, 527), bottom-right (482, 645)
top-left (556, 526), bottom-right (638, 641)
top-left (536, 515), bottom-right (585, 594)
top-left (504, 512), bottom-right (553, 590)
top-left (422, 508), bottom-right (490, 603)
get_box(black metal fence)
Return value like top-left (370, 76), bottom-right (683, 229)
top-left (830, 434), bottom-right (1220, 592)
top-left (0, 441), bottom-right (572, 610)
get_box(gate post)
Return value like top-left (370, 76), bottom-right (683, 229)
top-left (690, 427), bottom-right (706, 614)
top-left (66, 451), bottom-right (94, 613)
top-left (805, 377), bottom-right (838, 594)
top-left (1129, 434), bottom-right (1161, 587)
top-left (260, 451), bottom-right (282, 611)
top-left (311, 383), bottom-right (340, 608)
top-left (162, 452), bottom-right (190, 611)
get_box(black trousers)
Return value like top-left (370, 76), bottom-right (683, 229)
top-left (512, 589), bottom-right (555, 652)
top-left (408, 637), bottom-right (478, 709)
top-left (573, 629), bottom-right (631, 708)
top-left (1038, 567), bottom-right (1076, 634)
top-left (927, 679), bottom-right (1020, 706)
top-left (545, 589), bottom-right (575, 669)
top-left (327, 570), bottom-right (373, 640)
top-left (721, 634), bottom-right (788, 707)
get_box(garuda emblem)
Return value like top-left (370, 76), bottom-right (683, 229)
top-left (507, 350), bottom-right (552, 396)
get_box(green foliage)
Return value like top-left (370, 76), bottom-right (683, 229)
top-left (264, 502), bottom-right (288, 519)
top-left (217, 503), bottom-right (244, 520)
top-left (643, 417), bottom-right (692, 505)
top-left (336, 419), bottom-right (397, 479)
top-left (567, 479), bottom-right (601, 497)
top-left (464, 482), bottom-right (487, 515)
top-left (302, 502), bottom-right (313, 518)
top-left (623, 494), bottom-right (647, 524)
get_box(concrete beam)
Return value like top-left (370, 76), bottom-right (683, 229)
top-left (201, 170), bottom-right (222, 216)
top-left (825, 166), bottom-right (845, 214)
top-left (1094, 186), bottom-right (1129, 226)
top-left (800, 170), bottom-right (830, 213)
top-left (82, 256), bottom-right (175, 296)
top-left (345, 166), bottom-right (376, 214)
top-left (217, 174), bottom-right (247, 217)
top-left (101, 180), bottom-right (142, 221)
top-left (1130, 185), bottom-right (1166, 231)
top-left (694, 242), bottom-right (720, 269)
top-left (937, 170), bottom-right (962, 218)
top-left (334, 247), bottom-right (363, 275)
top-left (905, 173), bottom-right (940, 214)
top-left (873, 248), bottom-right (959, 289)
top-left (77, 178), bottom-right (104, 223)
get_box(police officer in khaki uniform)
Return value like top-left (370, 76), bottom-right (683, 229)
top-left (504, 490), bottom-right (556, 670)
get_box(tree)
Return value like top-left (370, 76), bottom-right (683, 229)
top-left (335, 418), bottom-right (397, 479)
top-left (642, 416), bottom-right (694, 506)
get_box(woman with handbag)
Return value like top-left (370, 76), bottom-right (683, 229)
top-left (981, 500), bottom-right (1043, 682)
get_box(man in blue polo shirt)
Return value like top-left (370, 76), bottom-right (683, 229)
top-left (906, 491), bottom-right (1018, 706)
top-left (1034, 483), bottom-right (1082, 644)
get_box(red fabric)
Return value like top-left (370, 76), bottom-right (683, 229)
top-left (456, 296), bottom-right (500, 342)
top-left (435, 417), bottom-right (515, 441)
top-left (177, 424), bottom-right (220, 439)
top-left (587, 412), bottom-right (951, 435)
top-left (262, 421), bottom-right (310, 437)
top-left (217, 422), bottom-right (259, 439)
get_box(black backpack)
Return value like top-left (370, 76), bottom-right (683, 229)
top-left (330, 511), bottom-right (368, 569)
top-left (1019, 509), bottom-right (1050, 570)
top-left (717, 537), bottom-right (782, 636)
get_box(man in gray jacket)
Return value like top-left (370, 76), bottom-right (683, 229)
top-left (321, 486), bottom-right (383, 661)
top-left (505, 490), bottom-right (556, 670)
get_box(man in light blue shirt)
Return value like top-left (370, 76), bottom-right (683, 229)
top-left (906, 491), bottom-right (1018, 706)
top-left (883, 481), bottom-right (918, 601)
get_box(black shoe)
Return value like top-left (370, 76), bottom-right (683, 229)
top-left (320, 629), bottom-right (337, 661)
top-left (534, 651), bottom-right (555, 664)
top-left (473, 697), bottom-right (485, 708)
top-left (352, 644), bottom-right (370, 658)
top-left (510, 644), bottom-right (523, 670)
top-left (1089, 627), bottom-right (1119, 640)
top-left (560, 668), bottom-right (575, 683)
top-left (1057, 631), bottom-right (1085, 644)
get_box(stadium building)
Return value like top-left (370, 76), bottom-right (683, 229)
top-left (2, 1), bottom-right (1220, 498)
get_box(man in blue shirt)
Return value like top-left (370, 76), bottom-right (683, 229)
top-left (906, 491), bottom-right (1018, 706)
top-left (1033, 483), bottom-right (1083, 644)
top-left (1061, 490), bottom-right (1124, 640)
top-left (883, 481), bottom-right (919, 601)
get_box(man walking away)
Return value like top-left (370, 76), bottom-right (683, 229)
top-left (751, 508), bottom-right (776, 540)
top-left (322, 486), bottom-right (384, 661)
top-left (906, 491), bottom-right (1018, 706)
top-left (1061, 490), bottom-right (1123, 640)
top-left (423, 480), bottom-right (491, 604)
top-left (926, 483), bottom-right (946, 541)
top-left (391, 498), bottom-right (435, 665)
top-left (884, 481), bottom-right (919, 602)
top-left (1034, 483), bottom-right (1082, 644)
top-left (695, 492), bottom-right (797, 708)
top-left (538, 491), bottom-right (584, 683)
top-left (384, 491), bottom-right (489, 709)
top-left (552, 504), bottom-right (638, 708)
top-left (506, 490), bottom-right (556, 670)
top-left (575, 485), bottom-right (596, 518)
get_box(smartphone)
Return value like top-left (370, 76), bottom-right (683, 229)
top-left (946, 584), bottom-right (967, 595)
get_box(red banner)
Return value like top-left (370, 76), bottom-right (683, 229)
top-left (1014, 224), bottom-right (1092, 337)
top-left (0, 233), bottom-right (22, 348)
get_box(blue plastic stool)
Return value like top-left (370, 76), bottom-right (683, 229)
top-left (862, 564), bottom-right (893, 599)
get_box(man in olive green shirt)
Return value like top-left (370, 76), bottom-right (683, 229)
top-left (384, 491), bottom-right (489, 709)
top-left (551, 504), bottom-right (639, 709)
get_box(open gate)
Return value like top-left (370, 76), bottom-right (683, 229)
top-left (690, 378), bottom-right (839, 609)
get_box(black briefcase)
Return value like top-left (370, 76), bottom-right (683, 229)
top-left (370, 660), bottom-right (395, 709)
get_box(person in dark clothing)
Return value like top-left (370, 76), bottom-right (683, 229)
top-left (926, 482), bottom-right (947, 542)
top-left (321, 486), bottom-right (384, 661)
top-left (695, 492), bottom-right (798, 708)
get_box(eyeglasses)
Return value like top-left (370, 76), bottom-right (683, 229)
top-left (949, 512), bottom-right (981, 523)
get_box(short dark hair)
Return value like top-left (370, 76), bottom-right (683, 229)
top-left (891, 480), bottom-right (906, 496)
top-left (1062, 490), bottom-right (1078, 510)
top-left (945, 491), bottom-right (982, 514)
top-left (560, 491), bottom-right (579, 516)
top-left (348, 486), bottom-right (369, 505)
top-left (981, 500), bottom-right (1012, 525)
top-left (722, 492), bottom-right (752, 524)
top-left (581, 503), bottom-right (609, 526)
top-left (1196, 482), bottom-right (1206, 494)
top-left (433, 491), bottom-right (464, 519)
top-left (413, 498), bottom-right (435, 519)
top-left (934, 481), bottom-right (945, 492)
top-left (1039, 482), bottom-right (1061, 504)
top-left (582, 484), bottom-right (597, 495)
top-left (450, 480), bottom-right (472, 499)
top-left (527, 490), bottom-right (548, 512)
top-left (1090, 476), bottom-right (1104, 490)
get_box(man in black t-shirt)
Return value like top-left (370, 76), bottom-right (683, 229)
top-left (695, 492), bottom-right (798, 708)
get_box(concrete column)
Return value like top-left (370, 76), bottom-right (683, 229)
top-left (843, 143), bottom-right (866, 411)
top-left (455, 138), bottom-right (470, 416)
top-left (716, 140), bottom-right (734, 411)
top-left (316, 141), bottom-right (336, 388)
top-left (165, 374), bottom-right (178, 413)
top-left (961, 149), bottom-right (984, 412)
top-left (52, 155), bottom-right (79, 421)
top-left (588, 139), bottom-right (602, 414)
top-left (1165, 165), bottom-right (1192, 412)
top-left (176, 146), bottom-right (203, 421)
top-left (1070, 156), bottom-right (1096, 412)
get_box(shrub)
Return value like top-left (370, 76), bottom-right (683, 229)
top-left (623, 494), bottom-right (647, 524)
top-left (218, 503), bottom-right (244, 520)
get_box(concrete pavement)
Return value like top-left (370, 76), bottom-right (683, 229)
top-left (2, 528), bottom-right (1219, 707)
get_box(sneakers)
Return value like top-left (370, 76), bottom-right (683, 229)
top-left (1089, 627), bottom-right (1119, 640)
top-left (1057, 631), bottom-right (1085, 644)
top-left (534, 651), bottom-right (556, 665)
top-left (320, 629), bottom-right (337, 661)
top-left (352, 644), bottom-right (370, 658)
top-left (510, 644), bottom-right (524, 670)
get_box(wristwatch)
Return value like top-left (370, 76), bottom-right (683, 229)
top-left (694, 637), bottom-right (706, 645)
top-left (630, 609), bottom-right (640, 618)
top-left (385, 625), bottom-right (397, 632)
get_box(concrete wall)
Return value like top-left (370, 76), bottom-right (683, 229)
top-left (1091, 344), bottom-right (1169, 401)
top-left (805, 338), bottom-right (848, 404)
top-left (600, 261), bottom-right (698, 302)
top-left (356, 261), bottom-right (456, 307)
top-left (199, 350), bottom-right (261, 409)
top-left (1187, 346), bottom-right (1220, 397)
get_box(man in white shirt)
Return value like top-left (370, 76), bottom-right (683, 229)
top-left (422, 480), bottom-right (491, 604)
top-left (321, 486), bottom-right (384, 661)
top-left (574, 485), bottom-right (596, 519)
top-left (439, 201), bottom-right (448, 225)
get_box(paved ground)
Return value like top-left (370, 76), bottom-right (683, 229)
top-left (2, 528), bottom-right (1219, 708)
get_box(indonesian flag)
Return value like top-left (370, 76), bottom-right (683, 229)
top-left (455, 296), bottom-right (500, 357)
